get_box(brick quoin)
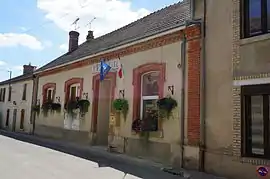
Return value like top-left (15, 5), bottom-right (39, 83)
top-left (186, 25), bottom-right (201, 146)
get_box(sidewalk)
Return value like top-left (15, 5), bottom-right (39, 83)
top-left (0, 130), bottom-right (227, 179)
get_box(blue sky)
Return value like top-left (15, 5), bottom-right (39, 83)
top-left (0, 0), bottom-right (180, 81)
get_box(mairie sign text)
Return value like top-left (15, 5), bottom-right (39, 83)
top-left (92, 59), bottom-right (119, 74)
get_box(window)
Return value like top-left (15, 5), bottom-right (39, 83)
top-left (140, 72), bottom-right (160, 131)
top-left (132, 63), bottom-right (166, 126)
top-left (8, 86), bottom-right (11, 102)
top-left (20, 109), bottom-right (25, 130)
top-left (0, 88), bottom-right (6, 102)
top-left (5, 109), bottom-right (9, 127)
top-left (64, 78), bottom-right (83, 104)
top-left (132, 63), bottom-right (165, 132)
top-left (22, 84), bottom-right (27, 100)
top-left (69, 84), bottom-right (80, 101)
top-left (242, 0), bottom-right (270, 38)
top-left (42, 83), bottom-right (56, 104)
top-left (242, 84), bottom-right (270, 158)
top-left (47, 88), bottom-right (54, 102)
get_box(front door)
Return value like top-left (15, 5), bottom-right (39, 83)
top-left (12, 109), bottom-right (17, 131)
top-left (96, 79), bottom-right (112, 146)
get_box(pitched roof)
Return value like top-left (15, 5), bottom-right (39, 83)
top-left (35, 0), bottom-right (191, 73)
top-left (0, 73), bottom-right (33, 86)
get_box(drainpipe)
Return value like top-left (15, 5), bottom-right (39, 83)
top-left (180, 31), bottom-right (187, 169)
top-left (199, 0), bottom-right (206, 172)
top-left (180, 16), bottom-right (206, 169)
top-left (31, 75), bottom-right (39, 135)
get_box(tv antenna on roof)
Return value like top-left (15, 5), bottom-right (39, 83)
top-left (85, 17), bottom-right (96, 30)
top-left (71, 17), bottom-right (80, 30)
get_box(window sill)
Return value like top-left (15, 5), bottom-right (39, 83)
top-left (235, 157), bottom-right (270, 166)
top-left (240, 33), bottom-right (270, 46)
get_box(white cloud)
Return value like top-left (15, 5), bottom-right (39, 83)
top-left (44, 40), bottom-right (53, 47)
top-left (59, 43), bottom-right (68, 51)
top-left (0, 61), bottom-right (7, 66)
top-left (37, 0), bottom-right (150, 44)
top-left (0, 33), bottom-right (43, 50)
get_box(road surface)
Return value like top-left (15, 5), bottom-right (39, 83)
top-left (0, 134), bottom-right (183, 179)
top-left (0, 131), bottom-right (227, 179)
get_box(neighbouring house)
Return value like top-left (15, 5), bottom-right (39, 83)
top-left (192, 0), bottom-right (270, 179)
top-left (30, 0), bottom-right (202, 168)
top-left (0, 64), bottom-right (36, 133)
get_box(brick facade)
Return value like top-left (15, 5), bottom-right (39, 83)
top-left (186, 25), bottom-right (202, 145)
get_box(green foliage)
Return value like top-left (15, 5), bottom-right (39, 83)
top-left (77, 99), bottom-right (90, 113)
top-left (42, 102), bottom-right (62, 117)
top-left (64, 100), bottom-right (78, 116)
top-left (113, 98), bottom-right (129, 120)
top-left (157, 96), bottom-right (177, 119)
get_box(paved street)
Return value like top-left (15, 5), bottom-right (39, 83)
top-left (0, 131), bottom-right (227, 179)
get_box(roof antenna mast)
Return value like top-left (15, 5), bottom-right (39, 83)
top-left (85, 17), bottom-right (96, 30)
top-left (71, 17), bottom-right (80, 30)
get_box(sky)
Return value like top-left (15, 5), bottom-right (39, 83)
top-left (0, 0), bottom-right (181, 81)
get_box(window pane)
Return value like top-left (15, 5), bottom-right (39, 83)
top-left (249, 0), bottom-right (262, 34)
top-left (70, 87), bottom-right (76, 101)
top-left (142, 72), bottom-right (159, 96)
top-left (250, 96), bottom-right (264, 155)
top-left (141, 99), bottom-right (158, 131)
top-left (47, 90), bottom-right (52, 101)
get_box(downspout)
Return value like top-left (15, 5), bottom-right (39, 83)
top-left (199, 0), bottom-right (207, 172)
top-left (180, 30), bottom-right (187, 168)
top-left (31, 75), bottom-right (39, 135)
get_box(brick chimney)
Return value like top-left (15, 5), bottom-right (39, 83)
top-left (23, 63), bottom-right (36, 75)
top-left (86, 30), bottom-right (94, 41)
top-left (68, 31), bottom-right (79, 52)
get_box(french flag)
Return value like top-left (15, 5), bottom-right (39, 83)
top-left (117, 57), bottom-right (124, 79)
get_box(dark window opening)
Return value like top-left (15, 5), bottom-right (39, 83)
top-left (242, 84), bottom-right (270, 158)
top-left (22, 84), bottom-right (27, 100)
top-left (8, 86), bottom-right (11, 102)
top-left (20, 109), bottom-right (25, 130)
top-left (5, 109), bottom-right (9, 127)
top-left (241, 0), bottom-right (270, 38)
top-left (70, 86), bottom-right (77, 101)
top-left (47, 89), bottom-right (53, 102)
top-left (0, 88), bottom-right (5, 102)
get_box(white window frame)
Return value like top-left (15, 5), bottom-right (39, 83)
top-left (47, 87), bottom-right (54, 102)
top-left (69, 83), bottom-right (80, 99)
top-left (140, 71), bottom-right (159, 119)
